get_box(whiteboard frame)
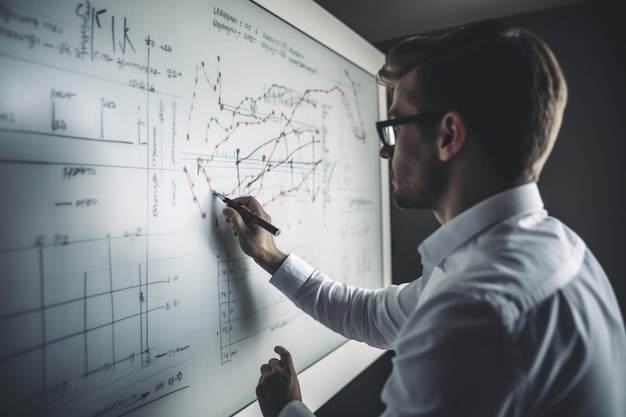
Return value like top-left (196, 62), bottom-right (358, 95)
top-left (236, 0), bottom-right (392, 415)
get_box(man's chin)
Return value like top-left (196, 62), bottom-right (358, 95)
top-left (392, 190), bottom-right (429, 211)
top-left (391, 191), bottom-right (410, 210)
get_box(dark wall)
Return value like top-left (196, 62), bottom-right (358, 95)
top-left (316, 0), bottom-right (625, 415)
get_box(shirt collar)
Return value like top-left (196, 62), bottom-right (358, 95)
top-left (418, 183), bottom-right (544, 277)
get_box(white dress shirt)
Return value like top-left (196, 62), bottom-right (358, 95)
top-left (270, 183), bottom-right (626, 417)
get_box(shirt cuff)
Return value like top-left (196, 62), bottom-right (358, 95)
top-left (277, 400), bottom-right (315, 417)
top-left (269, 253), bottom-right (316, 299)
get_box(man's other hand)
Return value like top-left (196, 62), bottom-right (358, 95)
top-left (256, 346), bottom-right (302, 417)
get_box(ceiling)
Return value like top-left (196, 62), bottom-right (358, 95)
top-left (313, 0), bottom-right (589, 44)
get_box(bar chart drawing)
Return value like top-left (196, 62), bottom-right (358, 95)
top-left (217, 254), bottom-right (303, 365)
top-left (0, 232), bottom-right (194, 417)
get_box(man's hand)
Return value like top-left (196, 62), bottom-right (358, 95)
top-left (222, 196), bottom-right (287, 274)
top-left (256, 346), bottom-right (302, 417)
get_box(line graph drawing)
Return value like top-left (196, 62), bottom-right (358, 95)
top-left (182, 56), bottom-right (368, 219)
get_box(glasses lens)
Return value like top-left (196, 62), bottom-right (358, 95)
top-left (383, 126), bottom-right (395, 147)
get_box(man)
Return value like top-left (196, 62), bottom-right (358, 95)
top-left (222, 20), bottom-right (626, 417)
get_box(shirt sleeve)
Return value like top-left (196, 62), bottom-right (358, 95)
top-left (380, 289), bottom-right (518, 417)
top-left (270, 253), bottom-right (421, 349)
top-left (277, 401), bottom-right (315, 417)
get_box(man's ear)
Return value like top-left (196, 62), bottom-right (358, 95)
top-left (437, 111), bottom-right (468, 162)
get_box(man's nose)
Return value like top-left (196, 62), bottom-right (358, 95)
top-left (379, 145), bottom-right (393, 159)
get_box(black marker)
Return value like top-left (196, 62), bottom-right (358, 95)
top-left (213, 191), bottom-right (281, 236)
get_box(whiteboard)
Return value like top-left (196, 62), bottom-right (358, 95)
top-left (0, 1), bottom-right (389, 416)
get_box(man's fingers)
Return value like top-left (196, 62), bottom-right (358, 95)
top-left (224, 207), bottom-right (248, 234)
top-left (259, 347), bottom-right (294, 379)
top-left (232, 196), bottom-right (262, 211)
top-left (274, 346), bottom-right (295, 372)
top-left (268, 358), bottom-right (281, 370)
top-left (222, 208), bottom-right (233, 224)
top-left (232, 196), bottom-right (271, 221)
top-left (260, 363), bottom-right (271, 375)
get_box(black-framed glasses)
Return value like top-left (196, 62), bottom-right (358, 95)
top-left (376, 111), bottom-right (447, 147)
